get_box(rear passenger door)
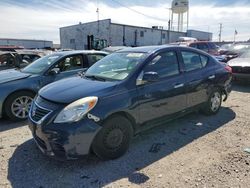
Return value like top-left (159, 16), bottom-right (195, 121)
top-left (180, 50), bottom-right (215, 108)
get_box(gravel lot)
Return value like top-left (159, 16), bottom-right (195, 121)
top-left (0, 83), bottom-right (250, 188)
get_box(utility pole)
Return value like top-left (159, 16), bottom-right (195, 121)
top-left (167, 8), bottom-right (172, 44)
top-left (219, 23), bottom-right (222, 42)
top-left (96, 0), bottom-right (100, 33)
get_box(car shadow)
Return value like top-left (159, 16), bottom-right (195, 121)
top-left (7, 107), bottom-right (236, 187)
top-left (232, 82), bottom-right (250, 93)
top-left (0, 119), bottom-right (27, 132)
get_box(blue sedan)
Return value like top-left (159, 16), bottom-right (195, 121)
top-left (0, 50), bottom-right (108, 121)
top-left (28, 46), bottom-right (232, 160)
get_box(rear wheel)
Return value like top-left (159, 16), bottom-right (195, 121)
top-left (4, 91), bottom-right (35, 121)
top-left (92, 115), bottom-right (133, 160)
top-left (202, 88), bottom-right (222, 115)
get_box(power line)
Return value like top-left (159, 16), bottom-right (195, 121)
top-left (109, 0), bottom-right (168, 22)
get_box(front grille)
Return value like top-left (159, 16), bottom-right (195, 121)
top-left (232, 66), bottom-right (250, 74)
top-left (31, 103), bottom-right (51, 123)
top-left (34, 135), bottom-right (47, 150)
top-left (51, 142), bottom-right (65, 156)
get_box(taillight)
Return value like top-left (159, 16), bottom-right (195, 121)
top-left (225, 65), bottom-right (232, 73)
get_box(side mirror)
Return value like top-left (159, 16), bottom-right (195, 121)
top-left (49, 68), bottom-right (60, 75)
top-left (136, 72), bottom-right (159, 86)
top-left (77, 70), bottom-right (86, 77)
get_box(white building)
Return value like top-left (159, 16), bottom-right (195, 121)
top-left (60, 19), bottom-right (212, 50)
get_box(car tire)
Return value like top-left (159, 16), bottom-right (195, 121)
top-left (4, 91), bottom-right (35, 121)
top-left (202, 88), bottom-right (222, 115)
top-left (92, 115), bottom-right (133, 160)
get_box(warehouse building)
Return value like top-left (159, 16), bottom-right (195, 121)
top-left (0, 38), bottom-right (53, 49)
top-left (60, 19), bottom-right (212, 50)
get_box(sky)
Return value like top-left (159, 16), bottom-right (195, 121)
top-left (1, 0), bottom-right (250, 43)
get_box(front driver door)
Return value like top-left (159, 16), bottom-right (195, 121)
top-left (39, 54), bottom-right (87, 88)
top-left (52, 54), bottom-right (88, 81)
top-left (137, 50), bottom-right (187, 125)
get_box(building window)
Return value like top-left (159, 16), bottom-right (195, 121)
top-left (162, 33), bottom-right (166, 39)
top-left (140, 31), bottom-right (144, 37)
top-left (70, 39), bottom-right (75, 44)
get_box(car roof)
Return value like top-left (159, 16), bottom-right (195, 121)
top-left (119, 45), bottom-right (176, 53)
top-left (118, 45), bottom-right (201, 54)
top-left (51, 50), bottom-right (109, 56)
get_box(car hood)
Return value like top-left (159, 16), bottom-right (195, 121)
top-left (39, 77), bottom-right (119, 104)
top-left (228, 58), bottom-right (250, 67)
top-left (0, 69), bottom-right (31, 84)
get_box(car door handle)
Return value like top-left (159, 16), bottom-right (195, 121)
top-left (208, 75), bottom-right (215, 80)
top-left (174, 83), bottom-right (184, 89)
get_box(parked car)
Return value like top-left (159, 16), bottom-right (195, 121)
top-left (0, 50), bottom-right (49, 71)
top-left (219, 43), bottom-right (250, 61)
top-left (0, 50), bottom-right (108, 121)
top-left (178, 41), bottom-right (220, 56)
top-left (0, 51), bottom-right (23, 70)
top-left (228, 50), bottom-right (250, 81)
top-left (173, 41), bottom-right (227, 62)
top-left (16, 49), bottom-right (52, 64)
top-left (28, 46), bottom-right (232, 160)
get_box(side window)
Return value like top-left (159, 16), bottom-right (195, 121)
top-left (144, 51), bottom-right (180, 78)
top-left (208, 42), bottom-right (219, 50)
top-left (181, 51), bottom-right (203, 72)
top-left (87, 54), bottom-right (106, 66)
top-left (197, 43), bottom-right (209, 52)
top-left (189, 43), bottom-right (197, 49)
top-left (200, 55), bottom-right (209, 67)
top-left (55, 55), bottom-right (83, 72)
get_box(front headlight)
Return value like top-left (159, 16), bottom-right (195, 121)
top-left (54, 96), bottom-right (98, 124)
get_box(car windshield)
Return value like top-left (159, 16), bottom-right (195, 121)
top-left (85, 52), bottom-right (147, 81)
top-left (21, 55), bottom-right (62, 74)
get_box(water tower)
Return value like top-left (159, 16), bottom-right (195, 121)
top-left (171, 0), bottom-right (189, 32)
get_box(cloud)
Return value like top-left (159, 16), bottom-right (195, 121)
top-left (0, 1), bottom-right (250, 43)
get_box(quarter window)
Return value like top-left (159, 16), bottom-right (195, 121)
top-left (181, 51), bottom-right (203, 72)
top-left (144, 51), bottom-right (180, 78)
top-left (200, 55), bottom-right (209, 67)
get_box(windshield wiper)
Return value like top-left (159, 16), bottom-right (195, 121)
top-left (84, 75), bottom-right (107, 81)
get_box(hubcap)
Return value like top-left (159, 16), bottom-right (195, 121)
top-left (11, 96), bottom-right (33, 119)
top-left (105, 128), bottom-right (124, 149)
top-left (210, 92), bottom-right (221, 112)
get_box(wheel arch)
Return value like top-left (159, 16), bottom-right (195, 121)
top-left (2, 89), bottom-right (36, 115)
top-left (103, 111), bottom-right (137, 134)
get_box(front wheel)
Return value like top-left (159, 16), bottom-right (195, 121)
top-left (4, 91), bottom-right (35, 121)
top-left (202, 89), bottom-right (222, 115)
top-left (92, 115), bottom-right (133, 160)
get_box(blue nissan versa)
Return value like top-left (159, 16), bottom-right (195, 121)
top-left (0, 50), bottom-right (108, 121)
top-left (28, 46), bottom-right (232, 160)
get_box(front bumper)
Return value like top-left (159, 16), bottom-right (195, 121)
top-left (28, 118), bottom-right (101, 160)
top-left (232, 73), bottom-right (250, 81)
top-left (28, 97), bottom-right (102, 160)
